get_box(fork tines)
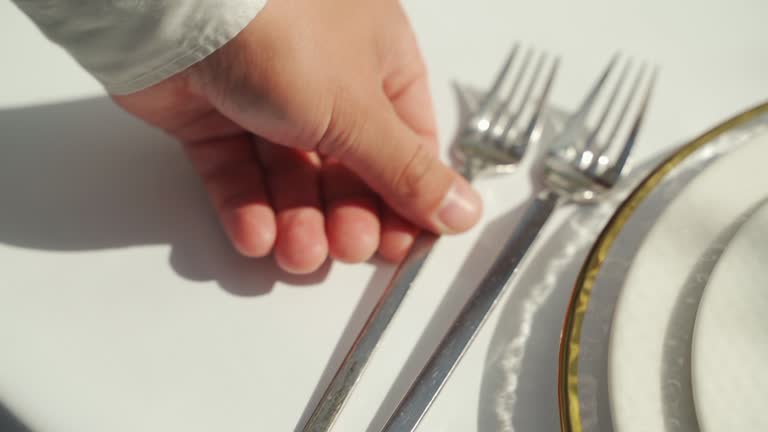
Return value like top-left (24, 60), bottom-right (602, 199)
top-left (557, 54), bottom-right (657, 187)
top-left (474, 43), bottom-right (560, 149)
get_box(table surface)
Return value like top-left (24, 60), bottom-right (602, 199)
top-left (1, 1), bottom-right (766, 431)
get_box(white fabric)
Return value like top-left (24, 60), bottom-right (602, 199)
top-left (11, 0), bottom-right (267, 94)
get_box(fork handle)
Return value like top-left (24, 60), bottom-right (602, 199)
top-left (301, 231), bottom-right (439, 432)
top-left (380, 190), bottom-right (560, 432)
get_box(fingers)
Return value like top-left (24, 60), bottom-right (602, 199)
top-left (187, 134), bottom-right (375, 270)
top-left (317, 93), bottom-right (482, 236)
top-left (183, 135), bottom-right (276, 257)
top-left (321, 163), bottom-right (380, 263)
top-left (255, 139), bottom-right (328, 274)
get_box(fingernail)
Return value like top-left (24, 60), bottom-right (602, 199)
top-left (434, 179), bottom-right (482, 233)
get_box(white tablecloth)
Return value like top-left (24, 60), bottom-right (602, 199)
top-left (1, 1), bottom-right (766, 431)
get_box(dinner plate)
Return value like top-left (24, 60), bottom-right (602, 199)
top-left (558, 102), bottom-right (768, 432)
top-left (608, 116), bottom-right (768, 432)
top-left (692, 200), bottom-right (768, 432)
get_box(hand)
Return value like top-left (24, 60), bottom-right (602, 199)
top-left (113, 0), bottom-right (482, 274)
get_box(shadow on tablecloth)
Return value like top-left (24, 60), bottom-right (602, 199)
top-left (0, 98), bottom-right (329, 296)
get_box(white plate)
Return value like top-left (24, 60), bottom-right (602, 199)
top-left (608, 129), bottom-right (768, 432)
top-left (692, 200), bottom-right (768, 432)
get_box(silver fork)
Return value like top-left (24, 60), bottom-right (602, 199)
top-left (300, 44), bottom-right (559, 432)
top-left (380, 55), bottom-right (656, 432)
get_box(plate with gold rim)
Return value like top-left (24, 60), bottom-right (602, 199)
top-left (558, 102), bottom-right (768, 432)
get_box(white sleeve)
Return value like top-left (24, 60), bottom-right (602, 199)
top-left (11, 0), bottom-right (267, 94)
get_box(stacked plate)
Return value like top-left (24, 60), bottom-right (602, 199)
top-left (559, 103), bottom-right (768, 432)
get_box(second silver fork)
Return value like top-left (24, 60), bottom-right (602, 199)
top-left (300, 45), bottom-right (559, 432)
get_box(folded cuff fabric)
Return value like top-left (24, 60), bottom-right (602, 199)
top-left (11, 0), bottom-right (267, 94)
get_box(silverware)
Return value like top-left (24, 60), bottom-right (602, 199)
top-left (380, 55), bottom-right (657, 432)
top-left (300, 44), bottom-right (559, 432)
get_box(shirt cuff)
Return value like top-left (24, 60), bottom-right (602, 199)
top-left (12, 0), bottom-right (268, 94)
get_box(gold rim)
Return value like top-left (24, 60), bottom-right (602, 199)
top-left (557, 101), bottom-right (768, 432)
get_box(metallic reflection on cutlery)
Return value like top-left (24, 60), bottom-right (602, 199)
top-left (300, 44), bottom-right (559, 432)
top-left (381, 54), bottom-right (657, 432)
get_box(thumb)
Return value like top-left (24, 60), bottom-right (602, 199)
top-left (318, 94), bottom-right (482, 234)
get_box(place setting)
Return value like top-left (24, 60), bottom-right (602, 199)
top-left (1, 1), bottom-right (767, 428)
top-left (298, 41), bottom-right (768, 430)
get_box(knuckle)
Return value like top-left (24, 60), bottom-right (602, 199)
top-left (217, 187), bottom-right (260, 213)
top-left (314, 95), bottom-right (366, 162)
top-left (201, 162), bottom-right (261, 209)
top-left (183, 137), bottom-right (250, 176)
top-left (392, 143), bottom-right (436, 202)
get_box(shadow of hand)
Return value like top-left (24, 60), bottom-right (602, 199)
top-left (0, 97), bottom-right (329, 295)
